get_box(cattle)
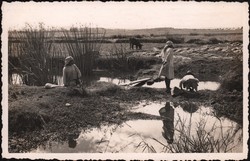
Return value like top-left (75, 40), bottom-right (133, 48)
top-left (129, 38), bottom-right (143, 50)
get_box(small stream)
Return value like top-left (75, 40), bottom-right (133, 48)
top-left (31, 101), bottom-right (242, 153)
top-left (11, 74), bottom-right (220, 91)
top-left (98, 77), bottom-right (221, 91)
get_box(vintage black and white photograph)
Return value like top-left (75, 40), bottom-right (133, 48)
top-left (1, 1), bottom-right (249, 160)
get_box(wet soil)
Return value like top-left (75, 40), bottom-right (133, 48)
top-left (8, 42), bottom-right (243, 152)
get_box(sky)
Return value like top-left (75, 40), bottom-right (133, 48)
top-left (2, 2), bottom-right (248, 30)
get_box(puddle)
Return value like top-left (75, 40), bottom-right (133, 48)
top-left (197, 81), bottom-right (221, 90)
top-left (31, 101), bottom-right (242, 153)
top-left (130, 100), bottom-right (165, 116)
top-left (141, 79), bottom-right (220, 91)
top-left (11, 73), bottom-right (23, 85)
top-left (128, 101), bottom-right (243, 152)
top-left (10, 74), bottom-right (63, 86)
top-left (98, 77), bottom-right (130, 85)
top-left (31, 120), bottom-right (166, 153)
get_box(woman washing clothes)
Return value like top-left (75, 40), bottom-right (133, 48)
top-left (159, 41), bottom-right (175, 93)
top-left (63, 56), bottom-right (82, 87)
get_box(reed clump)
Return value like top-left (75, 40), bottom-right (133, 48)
top-left (8, 23), bottom-right (60, 86)
top-left (8, 24), bottom-right (106, 86)
top-left (62, 26), bottom-right (106, 77)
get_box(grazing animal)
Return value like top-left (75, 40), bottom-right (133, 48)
top-left (129, 38), bottom-right (143, 50)
top-left (179, 71), bottom-right (199, 92)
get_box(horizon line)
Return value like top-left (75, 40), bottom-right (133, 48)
top-left (8, 26), bottom-right (243, 31)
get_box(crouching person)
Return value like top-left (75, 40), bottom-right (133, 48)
top-left (63, 56), bottom-right (82, 87)
top-left (179, 71), bottom-right (199, 92)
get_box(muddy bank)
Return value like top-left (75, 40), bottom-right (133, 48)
top-left (8, 83), bottom-right (166, 152)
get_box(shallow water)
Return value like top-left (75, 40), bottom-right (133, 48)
top-left (146, 79), bottom-right (220, 91)
top-left (31, 101), bottom-right (242, 153)
top-left (32, 120), bottom-right (166, 153)
top-left (11, 73), bottom-right (23, 85)
top-left (100, 77), bottom-right (220, 91)
top-left (11, 74), bottom-right (220, 91)
top-left (98, 77), bottom-right (130, 85)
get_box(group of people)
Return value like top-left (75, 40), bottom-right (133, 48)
top-left (160, 40), bottom-right (199, 93)
top-left (62, 40), bottom-right (182, 94)
top-left (62, 40), bottom-right (175, 91)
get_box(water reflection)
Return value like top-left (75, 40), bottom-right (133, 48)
top-left (180, 101), bottom-right (199, 113)
top-left (98, 77), bottom-right (130, 85)
top-left (130, 100), bottom-right (242, 152)
top-left (32, 120), bottom-right (165, 153)
top-left (31, 101), bottom-right (242, 153)
top-left (159, 102), bottom-right (174, 144)
top-left (11, 73), bottom-right (23, 85)
top-left (159, 101), bottom-right (199, 144)
top-left (68, 134), bottom-right (77, 148)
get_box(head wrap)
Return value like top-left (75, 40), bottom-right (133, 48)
top-left (65, 56), bottom-right (74, 65)
top-left (166, 41), bottom-right (174, 47)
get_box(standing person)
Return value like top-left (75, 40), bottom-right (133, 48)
top-left (160, 41), bottom-right (174, 93)
top-left (63, 56), bottom-right (82, 87)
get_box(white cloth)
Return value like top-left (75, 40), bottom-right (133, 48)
top-left (181, 75), bottom-right (195, 81)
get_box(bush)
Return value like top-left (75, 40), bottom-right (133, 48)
top-left (63, 27), bottom-right (105, 77)
top-left (96, 55), bottom-right (160, 72)
top-left (9, 24), bottom-right (59, 86)
top-left (208, 38), bottom-right (223, 44)
top-left (220, 63), bottom-right (243, 92)
top-left (186, 39), bottom-right (210, 45)
top-left (166, 37), bottom-right (185, 44)
top-left (189, 33), bottom-right (199, 36)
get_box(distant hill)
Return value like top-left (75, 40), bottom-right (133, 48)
top-left (103, 27), bottom-right (243, 37)
top-left (9, 27), bottom-right (243, 42)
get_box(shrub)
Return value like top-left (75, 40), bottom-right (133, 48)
top-left (62, 26), bottom-right (106, 77)
top-left (166, 36), bottom-right (185, 44)
top-left (189, 33), bottom-right (199, 36)
top-left (8, 23), bottom-right (58, 86)
top-left (186, 39), bottom-right (209, 44)
top-left (220, 63), bottom-right (243, 92)
top-left (208, 38), bottom-right (223, 44)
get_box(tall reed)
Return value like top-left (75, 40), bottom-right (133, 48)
top-left (152, 114), bottom-right (242, 153)
top-left (109, 43), bottom-right (130, 72)
top-left (8, 23), bottom-right (58, 86)
top-left (62, 26), bottom-right (106, 77)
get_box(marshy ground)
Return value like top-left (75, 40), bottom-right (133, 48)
top-left (8, 41), bottom-right (243, 153)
